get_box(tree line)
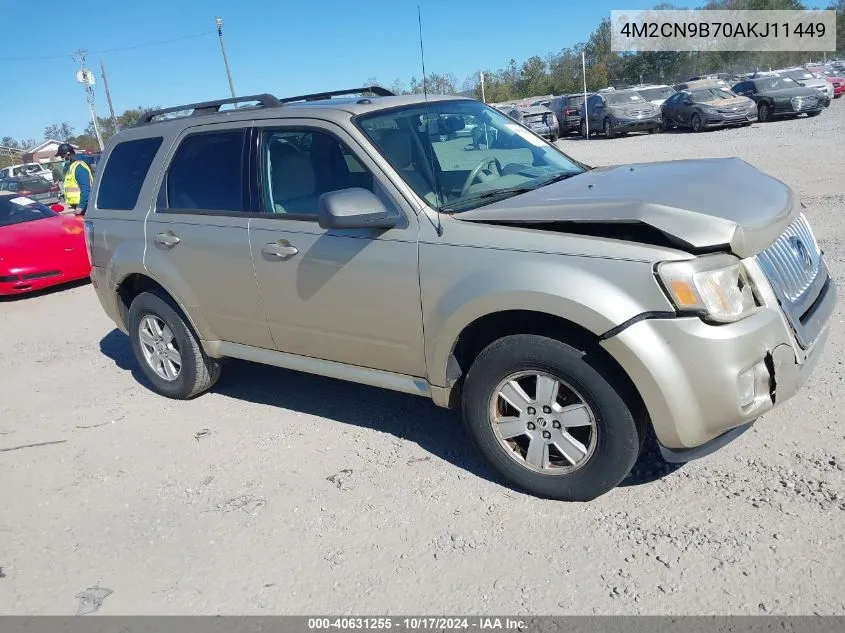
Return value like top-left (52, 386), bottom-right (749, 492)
top-left (369, 0), bottom-right (844, 102)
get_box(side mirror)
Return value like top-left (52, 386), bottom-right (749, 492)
top-left (317, 188), bottom-right (396, 230)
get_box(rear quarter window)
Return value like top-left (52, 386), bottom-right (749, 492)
top-left (97, 137), bottom-right (163, 210)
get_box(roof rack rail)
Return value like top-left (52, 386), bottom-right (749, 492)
top-left (278, 86), bottom-right (394, 104)
top-left (136, 93), bottom-right (283, 126)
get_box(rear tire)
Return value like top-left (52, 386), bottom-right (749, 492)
top-left (461, 334), bottom-right (643, 501)
top-left (128, 289), bottom-right (221, 399)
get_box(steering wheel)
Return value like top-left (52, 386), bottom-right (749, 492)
top-left (460, 157), bottom-right (503, 198)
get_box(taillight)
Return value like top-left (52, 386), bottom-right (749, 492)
top-left (84, 220), bottom-right (94, 266)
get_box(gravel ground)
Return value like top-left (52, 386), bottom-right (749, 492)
top-left (1, 103), bottom-right (844, 616)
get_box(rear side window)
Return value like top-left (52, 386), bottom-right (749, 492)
top-left (165, 130), bottom-right (245, 212)
top-left (97, 137), bottom-right (162, 210)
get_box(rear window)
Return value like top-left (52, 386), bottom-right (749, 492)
top-left (97, 137), bottom-right (163, 210)
top-left (165, 130), bottom-right (245, 212)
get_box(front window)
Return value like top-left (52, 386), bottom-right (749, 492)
top-left (0, 196), bottom-right (56, 227)
top-left (357, 100), bottom-right (585, 212)
top-left (637, 86), bottom-right (674, 101)
top-left (781, 70), bottom-right (813, 81)
top-left (604, 91), bottom-right (646, 105)
top-left (758, 77), bottom-right (801, 91)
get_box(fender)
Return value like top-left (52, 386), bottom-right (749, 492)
top-left (422, 252), bottom-right (675, 388)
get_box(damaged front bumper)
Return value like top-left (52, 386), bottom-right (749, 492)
top-left (600, 274), bottom-right (835, 459)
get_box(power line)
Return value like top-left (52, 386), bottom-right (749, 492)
top-left (0, 31), bottom-right (214, 62)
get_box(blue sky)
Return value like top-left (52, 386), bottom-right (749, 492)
top-left (0, 0), bottom-right (831, 143)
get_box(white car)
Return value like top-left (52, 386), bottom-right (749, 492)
top-left (0, 162), bottom-right (55, 183)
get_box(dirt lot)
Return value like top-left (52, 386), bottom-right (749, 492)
top-left (2, 103), bottom-right (844, 616)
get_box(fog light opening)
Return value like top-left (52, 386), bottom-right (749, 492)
top-left (737, 360), bottom-right (772, 409)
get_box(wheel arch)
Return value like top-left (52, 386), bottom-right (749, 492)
top-left (115, 271), bottom-right (211, 344)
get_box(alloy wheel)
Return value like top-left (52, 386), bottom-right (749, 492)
top-left (138, 314), bottom-right (182, 381)
top-left (489, 371), bottom-right (598, 474)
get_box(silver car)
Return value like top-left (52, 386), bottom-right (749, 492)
top-left (86, 87), bottom-right (835, 501)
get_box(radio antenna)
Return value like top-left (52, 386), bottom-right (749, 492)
top-left (418, 4), bottom-right (443, 236)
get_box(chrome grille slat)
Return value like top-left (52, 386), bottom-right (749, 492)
top-left (755, 214), bottom-right (828, 349)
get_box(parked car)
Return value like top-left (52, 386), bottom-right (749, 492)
top-left (632, 84), bottom-right (676, 106)
top-left (731, 76), bottom-right (827, 121)
top-left (0, 192), bottom-right (90, 295)
top-left (818, 69), bottom-right (845, 98)
top-left (549, 93), bottom-right (594, 135)
top-left (775, 68), bottom-right (834, 103)
top-left (661, 86), bottom-right (757, 132)
top-left (0, 176), bottom-right (61, 204)
top-left (504, 105), bottom-right (560, 141)
top-left (86, 88), bottom-right (834, 501)
top-left (580, 90), bottom-right (661, 138)
top-left (0, 162), bottom-right (54, 182)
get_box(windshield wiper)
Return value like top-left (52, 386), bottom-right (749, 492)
top-left (441, 185), bottom-right (536, 212)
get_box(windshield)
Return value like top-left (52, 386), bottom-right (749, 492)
top-left (758, 77), bottom-right (801, 91)
top-left (690, 88), bottom-right (736, 101)
top-left (0, 195), bottom-right (56, 227)
top-left (637, 86), bottom-right (674, 101)
top-left (781, 70), bottom-right (813, 81)
top-left (605, 91), bottom-right (646, 105)
top-left (356, 99), bottom-right (585, 212)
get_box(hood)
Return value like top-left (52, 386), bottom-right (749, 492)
top-left (607, 102), bottom-right (654, 115)
top-left (699, 96), bottom-right (751, 107)
top-left (455, 158), bottom-right (796, 258)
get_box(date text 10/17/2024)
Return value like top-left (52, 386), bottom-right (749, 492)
top-left (307, 618), bottom-right (527, 630)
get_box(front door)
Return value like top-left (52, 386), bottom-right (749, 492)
top-left (144, 122), bottom-right (274, 349)
top-left (248, 121), bottom-right (426, 377)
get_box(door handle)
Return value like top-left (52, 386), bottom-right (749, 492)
top-left (155, 231), bottom-right (181, 247)
top-left (262, 241), bottom-right (298, 259)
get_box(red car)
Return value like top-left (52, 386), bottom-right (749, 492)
top-left (823, 73), bottom-right (845, 97)
top-left (0, 192), bottom-right (91, 295)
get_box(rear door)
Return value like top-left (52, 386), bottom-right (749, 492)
top-left (143, 122), bottom-right (274, 349)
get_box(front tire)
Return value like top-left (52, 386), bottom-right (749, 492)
top-left (691, 113), bottom-right (703, 132)
top-left (461, 334), bottom-right (643, 501)
top-left (580, 119), bottom-right (589, 138)
top-left (758, 102), bottom-right (771, 122)
top-left (603, 117), bottom-right (616, 139)
top-left (807, 110), bottom-right (821, 117)
top-left (128, 289), bottom-right (221, 399)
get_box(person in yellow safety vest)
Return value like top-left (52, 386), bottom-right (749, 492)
top-left (55, 143), bottom-right (93, 216)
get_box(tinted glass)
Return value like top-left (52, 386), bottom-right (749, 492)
top-left (262, 129), bottom-right (373, 216)
top-left (638, 86), bottom-right (675, 101)
top-left (0, 195), bottom-right (55, 227)
top-left (167, 130), bottom-right (245, 211)
top-left (97, 137), bottom-right (163, 210)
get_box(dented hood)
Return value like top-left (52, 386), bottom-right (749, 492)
top-left (456, 158), bottom-right (797, 257)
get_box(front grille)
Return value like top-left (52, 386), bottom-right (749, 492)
top-left (627, 108), bottom-right (652, 117)
top-left (756, 214), bottom-right (830, 348)
top-left (791, 96), bottom-right (818, 111)
top-left (0, 275), bottom-right (18, 283)
top-left (21, 271), bottom-right (61, 281)
top-left (717, 106), bottom-right (749, 114)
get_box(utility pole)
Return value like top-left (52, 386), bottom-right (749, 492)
top-left (479, 72), bottom-right (486, 103)
top-left (74, 50), bottom-right (104, 151)
top-left (100, 58), bottom-right (119, 134)
top-left (215, 17), bottom-right (237, 99)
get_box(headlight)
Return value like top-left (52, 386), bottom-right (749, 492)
top-left (657, 254), bottom-right (759, 323)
